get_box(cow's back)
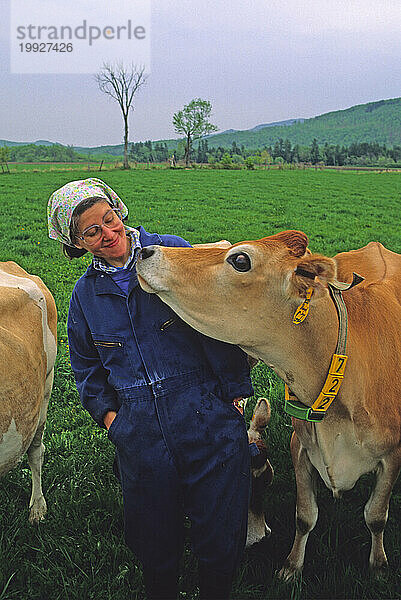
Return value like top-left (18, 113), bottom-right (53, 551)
top-left (0, 262), bottom-right (57, 475)
top-left (0, 261), bottom-right (57, 338)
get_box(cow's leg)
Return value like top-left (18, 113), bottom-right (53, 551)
top-left (27, 421), bottom-right (46, 522)
top-left (278, 434), bottom-right (318, 581)
top-left (364, 454), bottom-right (401, 573)
top-left (27, 368), bottom-right (53, 523)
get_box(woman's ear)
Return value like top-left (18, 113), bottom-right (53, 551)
top-left (74, 235), bottom-right (87, 250)
top-left (63, 244), bottom-right (88, 259)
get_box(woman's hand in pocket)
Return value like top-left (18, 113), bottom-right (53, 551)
top-left (104, 410), bottom-right (117, 430)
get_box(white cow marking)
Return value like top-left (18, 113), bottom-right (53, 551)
top-left (0, 418), bottom-right (24, 476)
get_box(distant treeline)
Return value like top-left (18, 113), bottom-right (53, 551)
top-left (130, 141), bottom-right (170, 162)
top-left (7, 143), bottom-right (81, 162)
top-left (130, 138), bottom-right (401, 167)
top-left (4, 138), bottom-right (401, 167)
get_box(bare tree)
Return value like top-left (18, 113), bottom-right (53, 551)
top-left (95, 63), bottom-right (147, 169)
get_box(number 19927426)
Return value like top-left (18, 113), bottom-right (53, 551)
top-left (19, 42), bottom-right (73, 52)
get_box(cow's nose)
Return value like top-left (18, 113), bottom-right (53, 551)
top-left (140, 247), bottom-right (155, 260)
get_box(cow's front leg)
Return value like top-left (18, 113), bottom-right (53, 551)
top-left (364, 453), bottom-right (401, 573)
top-left (278, 433), bottom-right (318, 581)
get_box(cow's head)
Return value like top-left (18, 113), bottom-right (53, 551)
top-left (247, 397), bottom-right (274, 547)
top-left (137, 231), bottom-right (337, 354)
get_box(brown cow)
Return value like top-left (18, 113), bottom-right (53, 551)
top-left (136, 231), bottom-right (401, 578)
top-left (0, 262), bottom-right (57, 522)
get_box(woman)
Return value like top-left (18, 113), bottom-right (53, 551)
top-left (48, 178), bottom-right (253, 600)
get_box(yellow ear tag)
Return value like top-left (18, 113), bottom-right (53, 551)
top-left (292, 288), bottom-right (313, 324)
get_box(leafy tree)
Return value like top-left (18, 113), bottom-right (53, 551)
top-left (220, 152), bottom-right (233, 169)
top-left (0, 147), bottom-right (10, 173)
top-left (292, 144), bottom-right (301, 163)
top-left (310, 139), bottom-right (320, 164)
top-left (389, 145), bottom-right (401, 162)
top-left (231, 153), bottom-right (244, 165)
top-left (245, 156), bottom-right (255, 170)
top-left (96, 63), bottom-right (147, 169)
top-left (173, 98), bottom-right (218, 166)
top-left (196, 142), bottom-right (203, 164)
top-left (215, 146), bottom-right (225, 161)
top-left (196, 139), bottom-right (209, 163)
top-left (283, 139), bottom-right (293, 163)
top-left (377, 155), bottom-right (394, 167)
top-left (231, 141), bottom-right (241, 155)
top-left (260, 149), bottom-right (272, 169)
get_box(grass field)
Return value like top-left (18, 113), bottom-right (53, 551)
top-left (0, 168), bottom-right (400, 599)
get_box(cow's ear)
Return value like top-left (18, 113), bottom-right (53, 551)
top-left (291, 254), bottom-right (337, 298)
top-left (266, 230), bottom-right (309, 257)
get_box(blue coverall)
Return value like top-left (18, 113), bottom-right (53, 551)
top-left (67, 227), bottom-right (253, 588)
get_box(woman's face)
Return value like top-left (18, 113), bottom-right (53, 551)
top-left (75, 201), bottom-right (129, 264)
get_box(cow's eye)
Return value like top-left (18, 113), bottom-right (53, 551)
top-left (226, 252), bottom-right (251, 272)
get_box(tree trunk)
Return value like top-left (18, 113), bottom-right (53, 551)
top-left (123, 114), bottom-right (130, 169)
top-left (185, 133), bottom-right (191, 167)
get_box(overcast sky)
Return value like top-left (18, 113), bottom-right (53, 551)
top-left (1, 0), bottom-right (401, 146)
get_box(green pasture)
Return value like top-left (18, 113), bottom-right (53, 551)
top-left (0, 168), bottom-right (400, 599)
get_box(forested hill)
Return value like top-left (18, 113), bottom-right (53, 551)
top-left (204, 97), bottom-right (401, 149)
top-left (2, 97), bottom-right (400, 156)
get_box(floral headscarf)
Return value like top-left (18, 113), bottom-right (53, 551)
top-left (47, 178), bottom-right (129, 247)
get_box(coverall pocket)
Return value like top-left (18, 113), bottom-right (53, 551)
top-left (93, 336), bottom-right (132, 385)
top-left (206, 391), bottom-right (248, 434)
top-left (207, 390), bottom-right (245, 419)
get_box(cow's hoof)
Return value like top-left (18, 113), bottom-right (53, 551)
top-left (29, 497), bottom-right (47, 523)
top-left (370, 559), bottom-right (389, 579)
top-left (277, 562), bottom-right (302, 582)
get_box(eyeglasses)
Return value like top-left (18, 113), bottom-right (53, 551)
top-left (78, 209), bottom-right (123, 245)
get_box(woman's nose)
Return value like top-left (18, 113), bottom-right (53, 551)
top-left (101, 225), bottom-right (115, 239)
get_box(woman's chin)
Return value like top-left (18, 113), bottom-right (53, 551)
top-left (99, 235), bottom-right (128, 262)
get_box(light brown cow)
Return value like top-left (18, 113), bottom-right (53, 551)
top-left (0, 261), bottom-right (57, 522)
top-left (136, 231), bottom-right (401, 578)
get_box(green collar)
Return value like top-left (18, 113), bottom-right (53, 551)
top-left (284, 395), bottom-right (326, 422)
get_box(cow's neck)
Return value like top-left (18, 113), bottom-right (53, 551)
top-left (246, 291), bottom-right (341, 408)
